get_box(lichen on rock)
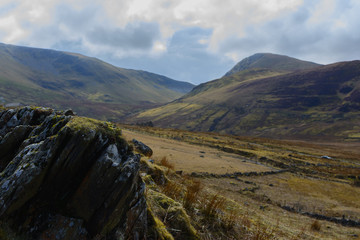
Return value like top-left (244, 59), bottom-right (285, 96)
top-left (147, 189), bottom-right (199, 240)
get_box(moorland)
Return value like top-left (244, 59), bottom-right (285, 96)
top-left (121, 124), bottom-right (360, 239)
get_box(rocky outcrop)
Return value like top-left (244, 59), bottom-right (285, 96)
top-left (0, 107), bottom-right (147, 239)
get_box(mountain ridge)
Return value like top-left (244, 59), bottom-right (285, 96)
top-left (0, 43), bottom-right (194, 120)
top-left (224, 53), bottom-right (321, 76)
top-left (131, 59), bottom-right (360, 140)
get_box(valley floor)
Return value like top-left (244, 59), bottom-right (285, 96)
top-left (123, 129), bottom-right (273, 174)
top-left (121, 125), bottom-right (360, 239)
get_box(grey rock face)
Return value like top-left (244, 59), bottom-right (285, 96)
top-left (0, 107), bottom-right (147, 239)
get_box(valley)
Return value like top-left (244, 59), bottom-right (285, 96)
top-left (121, 124), bottom-right (360, 239)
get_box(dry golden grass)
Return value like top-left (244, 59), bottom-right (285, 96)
top-left (201, 193), bottom-right (226, 219)
top-left (122, 129), bottom-right (273, 174)
top-left (246, 220), bottom-right (277, 240)
top-left (310, 220), bottom-right (321, 231)
top-left (124, 125), bottom-right (360, 240)
top-left (183, 179), bottom-right (202, 210)
top-left (161, 180), bottom-right (183, 201)
top-left (120, 124), bottom-right (360, 164)
top-left (159, 156), bottom-right (175, 171)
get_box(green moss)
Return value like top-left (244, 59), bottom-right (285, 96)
top-left (140, 159), bottom-right (168, 185)
top-left (147, 189), bottom-right (199, 240)
top-left (147, 207), bottom-right (174, 240)
top-left (142, 174), bottom-right (157, 187)
top-left (67, 116), bottom-right (122, 139)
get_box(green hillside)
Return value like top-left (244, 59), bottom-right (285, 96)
top-left (224, 53), bottom-right (321, 76)
top-left (0, 43), bottom-right (194, 120)
top-left (132, 58), bottom-right (360, 140)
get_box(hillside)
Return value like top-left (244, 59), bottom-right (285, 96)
top-left (131, 59), bottom-right (360, 140)
top-left (0, 43), bottom-right (194, 120)
top-left (224, 53), bottom-right (321, 76)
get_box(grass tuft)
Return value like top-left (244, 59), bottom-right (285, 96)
top-left (310, 220), bottom-right (321, 231)
top-left (159, 156), bottom-right (175, 171)
top-left (183, 180), bottom-right (202, 210)
top-left (202, 193), bottom-right (226, 219)
top-left (161, 180), bottom-right (183, 201)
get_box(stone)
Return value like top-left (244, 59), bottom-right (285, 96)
top-left (64, 109), bottom-right (75, 116)
top-left (132, 138), bottom-right (153, 157)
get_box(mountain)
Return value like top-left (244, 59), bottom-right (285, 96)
top-left (224, 53), bottom-right (321, 76)
top-left (131, 57), bottom-right (360, 140)
top-left (0, 43), bottom-right (194, 120)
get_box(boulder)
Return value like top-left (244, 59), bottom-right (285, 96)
top-left (64, 109), bottom-right (75, 116)
top-left (132, 138), bottom-right (153, 157)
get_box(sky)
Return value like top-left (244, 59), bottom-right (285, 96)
top-left (0, 0), bottom-right (359, 84)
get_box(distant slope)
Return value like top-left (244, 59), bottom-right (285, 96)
top-left (0, 43), bottom-right (194, 120)
top-left (224, 53), bottom-right (321, 76)
top-left (132, 60), bottom-right (360, 140)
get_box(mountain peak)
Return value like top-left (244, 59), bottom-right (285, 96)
top-left (224, 53), bottom-right (321, 76)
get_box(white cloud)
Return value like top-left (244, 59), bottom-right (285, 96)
top-left (0, 15), bottom-right (27, 42)
top-left (0, 0), bottom-right (359, 83)
top-left (308, 0), bottom-right (336, 24)
top-left (152, 41), bottom-right (167, 54)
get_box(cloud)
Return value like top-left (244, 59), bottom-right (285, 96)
top-left (87, 22), bottom-right (160, 50)
top-left (0, 0), bottom-right (359, 83)
top-left (105, 27), bottom-right (234, 83)
top-left (168, 27), bottom-right (212, 54)
top-left (218, 0), bottom-right (360, 64)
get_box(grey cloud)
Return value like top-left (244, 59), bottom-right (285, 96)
top-left (20, 4), bottom-right (102, 50)
top-left (55, 4), bottom-right (100, 31)
top-left (87, 22), bottom-right (160, 50)
top-left (219, 1), bottom-right (360, 64)
top-left (168, 27), bottom-right (212, 54)
top-left (100, 27), bottom-right (234, 84)
top-left (22, 4), bottom-right (161, 53)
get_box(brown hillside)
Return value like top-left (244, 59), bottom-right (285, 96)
top-left (131, 61), bottom-right (360, 140)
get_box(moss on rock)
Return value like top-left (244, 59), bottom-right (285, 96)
top-left (147, 207), bottom-right (174, 240)
top-left (147, 189), bottom-right (199, 240)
